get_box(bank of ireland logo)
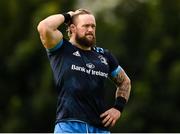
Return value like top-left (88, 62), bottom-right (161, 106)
top-left (98, 55), bottom-right (108, 65)
top-left (86, 63), bottom-right (95, 69)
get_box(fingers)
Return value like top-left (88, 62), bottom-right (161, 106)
top-left (102, 114), bottom-right (110, 124)
top-left (67, 11), bottom-right (74, 17)
top-left (67, 9), bottom-right (86, 17)
top-left (104, 116), bottom-right (113, 127)
top-left (100, 111), bottom-right (108, 118)
top-left (100, 108), bottom-right (121, 127)
top-left (101, 113), bottom-right (116, 127)
top-left (110, 119), bottom-right (116, 127)
top-left (76, 8), bottom-right (85, 12)
top-left (74, 10), bottom-right (83, 15)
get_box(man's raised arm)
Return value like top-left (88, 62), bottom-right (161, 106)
top-left (37, 14), bottom-right (66, 49)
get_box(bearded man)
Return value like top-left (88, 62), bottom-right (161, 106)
top-left (37, 9), bottom-right (131, 133)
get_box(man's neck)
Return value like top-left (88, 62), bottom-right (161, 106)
top-left (69, 39), bottom-right (91, 51)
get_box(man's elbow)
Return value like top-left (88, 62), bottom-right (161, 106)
top-left (37, 21), bottom-right (46, 34)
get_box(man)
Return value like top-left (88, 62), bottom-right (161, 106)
top-left (37, 9), bottom-right (131, 133)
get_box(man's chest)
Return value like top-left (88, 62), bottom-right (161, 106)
top-left (63, 49), bottom-right (110, 78)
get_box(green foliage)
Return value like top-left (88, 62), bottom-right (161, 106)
top-left (0, 0), bottom-right (180, 132)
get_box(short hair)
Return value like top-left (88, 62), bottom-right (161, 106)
top-left (67, 9), bottom-right (93, 38)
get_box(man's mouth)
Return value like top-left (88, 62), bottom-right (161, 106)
top-left (86, 34), bottom-right (94, 38)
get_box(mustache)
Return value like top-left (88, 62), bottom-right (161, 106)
top-left (85, 33), bottom-right (95, 37)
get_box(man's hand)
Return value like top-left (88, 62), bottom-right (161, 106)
top-left (67, 9), bottom-right (85, 17)
top-left (100, 108), bottom-right (121, 127)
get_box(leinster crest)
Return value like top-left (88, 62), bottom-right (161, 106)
top-left (98, 55), bottom-right (108, 65)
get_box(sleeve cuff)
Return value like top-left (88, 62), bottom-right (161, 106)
top-left (111, 65), bottom-right (122, 77)
top-left (46, 40), bottom-right (63, 52)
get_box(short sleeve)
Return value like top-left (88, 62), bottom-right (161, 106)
top-left (105, 51), bottom-right (123, 78)
top-left (46, 38), bottom-right (72, 57)
top-left (46, 39), bottom-right (64, 53)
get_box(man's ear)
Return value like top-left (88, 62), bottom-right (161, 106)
top-left (70, 24), bottom-right (76, 34)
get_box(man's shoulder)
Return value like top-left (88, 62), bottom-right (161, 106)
top-left (63, 38), bottom-right (71, 45)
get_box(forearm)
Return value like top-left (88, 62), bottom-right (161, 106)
top-left (100, 74), bottom-right (131, 127)
top-left (115, 76), bottom-right (131, 102)
top-left (38, 14), bottom-right (65, 30)
top-left (112, 70), bottom-right (131, 112)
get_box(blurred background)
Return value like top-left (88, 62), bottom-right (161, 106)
top-left (0, 0), bottom-right (180, 132)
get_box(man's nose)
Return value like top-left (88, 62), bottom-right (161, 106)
top-left (87, 26), bottom-right (94, 32)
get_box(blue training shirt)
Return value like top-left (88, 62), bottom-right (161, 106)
top-left (46, 38), bottom-right (122, 129)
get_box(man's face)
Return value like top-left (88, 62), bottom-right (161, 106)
top-left (74, 14), bottom-right (96, 47)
